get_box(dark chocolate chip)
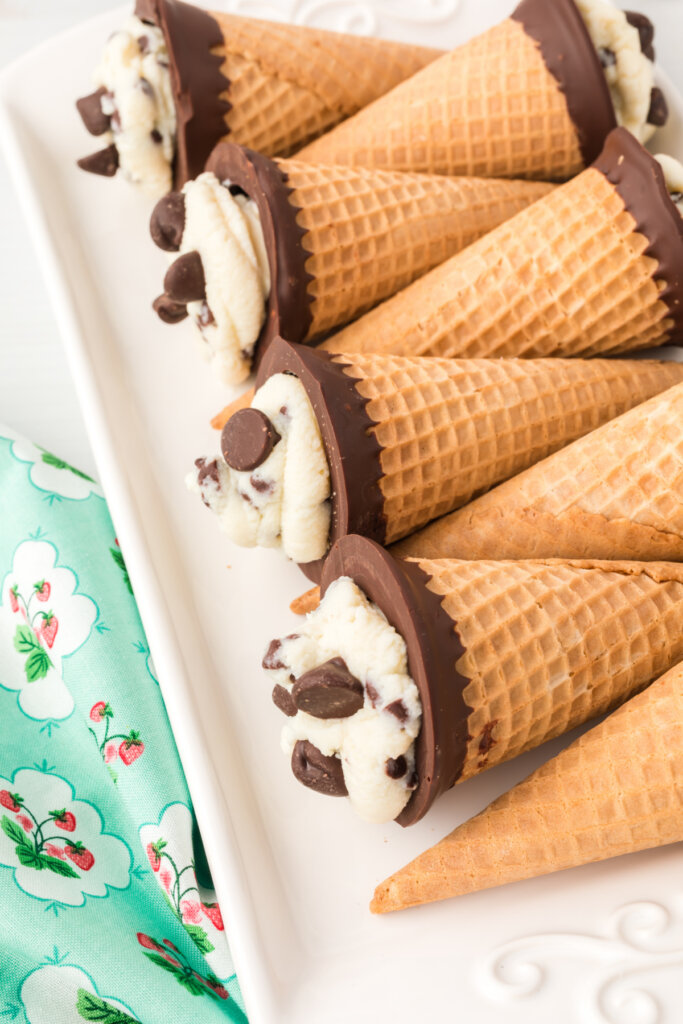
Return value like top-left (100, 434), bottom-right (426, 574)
top-left (221, 408), bottom-right (281, 472)
top-left (385, 699), bottom-right (408, 723)
top-left (76, 87), bottom-right (111, 136)
top-left (164, 251), bottom-right (206, 303)
top-left (150, 192), bottom-right (186, 252)
top-left (670, 191), bottom-right (683, 205)
top-left (366, 682), bottom-right (380, 707)
top-left (195, 457), bottom-right (219, 487)
top-left (153, 293), bottom-right (188, 324)
top-left (198, 301), bottom-right (215, 327)
top-left (249, 475), bottom-right (274, 494)
top-left (77, 144), bottom-right (119, 177)
top-left (598, 46), bottom-right (616, 69)
top-left (228, 183), bottom-right (248, 197)
top-left (150, 128), bottom-right (163, 144)
top-left (385, 755), bottom-right (407, 780)
top-left (648, 86), bottom-right (668, 127)
top-left (292, 657), bottom-right (364, 720)
top-left (262, 638), bottom-right (285, 671)
top-left (624, 11), bottom-right (655, 61)
top-left (291, 740), bottom-right (347, 796)
top-left (137, 34), bottom-right (150, 53)
top-left (407, 770), bottom-right (419, 790)
top-left (272, 684), bottom-right (297, 717)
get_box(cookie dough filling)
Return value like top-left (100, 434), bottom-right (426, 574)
top-left (576, 0), bottom-right (664, 144)
top-left (655, 154), bottom-right (683, 217)
top-left (188, 374), bottom-right (331, 563)
top-left (263, 577), bottom-right (422, 823)
top-left (87, 16), bottom-right (176, 195)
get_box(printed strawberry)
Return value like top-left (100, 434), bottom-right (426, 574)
top-left (119, 731), bottom-right (144, 765)
top-left (202, 902), bottom-right (224, 931)
top-left (50, 808), bottom-right (76, 832)
top-left (137, 932), bottom-right (165, 952)
top-left (17, 814), bottom-right (33, 833)
top-left (0, 791), bottom-right (22, 812)
top-left (159, 867), bottom-right (173, 892)
top-left (180, 899), bottom-right (203, 925)
top-left (162, 939), bottom-right (181, 955)
top-left (8, 585), bottom-right (19, 614)
top-left (146, 838), bottom-right (167, 872)
top-left (89, 700), bottom-right (113, 722)
top-left (33, 580), bottom-right (50, 602)
top-left (65, 840), bottom-right (94, 871)
top-left (104, 741), bottom-right (118, 763)
top-left (44, 843), bottom-right (65, 860)
top-left (40, 612), bottom-right (58, 649)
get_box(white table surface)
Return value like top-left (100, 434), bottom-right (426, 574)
top-left (1, 0), bottom-right (682, 477)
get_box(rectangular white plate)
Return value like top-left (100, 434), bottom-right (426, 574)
top-left (2, 4), bottom-right (683, 1021)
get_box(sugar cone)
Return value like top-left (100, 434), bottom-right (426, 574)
top-left (322, 132), bottom-right (683, 362)
top-left (372, 660), bottom-right (683, 912)
top-left (298, 0), bottom-right (615, 179)
top-left (394, 378), bottom-right (683, 564)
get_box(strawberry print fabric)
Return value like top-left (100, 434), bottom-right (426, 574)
top-left (0, 426), bottom-right (247, 1022)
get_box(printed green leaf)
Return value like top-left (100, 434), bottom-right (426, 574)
top-left (184, 923), bottom-right (214, 954)
top-left (1, 815), bottom-right (30, 847)
top-left (174, 974), bottom-right (207, 997)
top-left (24, 647), bottom-right (52, 682)
top-left (15, 845), bottom-right (44, 869)
top-left (43, 855), bottom-right (79, 878)
top-left (40, 450), bottom-right (95, 482)
top-left (143, 952), bottom-right (181, 976)
top-left (76, 988), bottom-right (141, 1024)
top-left (109, 548), bottom-right (133, 595)
top-left (13, 624), bottom-right (40, 654)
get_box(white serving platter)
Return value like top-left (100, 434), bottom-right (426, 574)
top-left (2, 3), bottom-right (683, 1021)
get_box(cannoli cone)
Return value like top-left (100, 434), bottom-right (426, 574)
top-left (298, 0), bottom-right (616, 180)
top-left (372, 659), bottom-right (683, 912)
top-left (395, 377), bottom-right (683, 564)
top-left (321, 130), bottom-right (683, 361)
top-left (153, 145), bottom-right (552, 379)
top-left (314, 537), bottom-right (683, 824)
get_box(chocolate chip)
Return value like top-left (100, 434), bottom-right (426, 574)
top-left (291, 740), bottom-right (347, 796)
top-left (262, 638), bottom-right (285, 670)
top-left (76, 87), bottom-right (111, 136)
top-left (407, 770), bottom-right (418, 790)
top-left (164, 251), bottom-right (206, 303)
top-left (137, 34), bottom-right (150, 53)
top-left (153, 293), bottom-right (188, 324)
top-left (272, 684), bottom-right (297, 717)
top-left (624, 11), bottom-right (655, 60)
top-left (140, 77), bottom-right (154, 98)
top-left (385, 699), bottom-right (408, 722)
top-left (195, 457), bottom-right (219, 486)
top-left (77, 144), bottom-right (119, 177)
top-left (221, 409), bottom-right (281, 472)
top-left (228, 184), bottom-right (248, 197)
top-left (648, 86), bottom-right (668, 127)
top-left (366, 682), bottom-right (380, 707)
top-left (150, 128), bottom-right (163, 144)
top-left (198, 301), bottom-right (215, 328)
top-left (385, 755), bottom-right (407, 780)
top-left (150, 192), bottom-right (186, 252)
top-left (292, 657), bottom-right (364, 720)
top-left (670, 191), bottom-right (683, 204)
top-left (249, 475), bottom-right (273, 494)
top-left (598, 46), bottom-right (616, 68)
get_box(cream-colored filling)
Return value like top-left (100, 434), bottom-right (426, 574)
top-left (182, 172), bottom-right (271, 386)
top-left (94, 16), bottom-right (175, 196)
top-left (265, 577), bottom-right (422, 823)
top-left (187, 374), bottom-right (331, 563)
top-left (655, 154), bottom-right (683, 217)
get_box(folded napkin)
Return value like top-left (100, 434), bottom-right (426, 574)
top-left (0, 426), bottom-right (247, 1022)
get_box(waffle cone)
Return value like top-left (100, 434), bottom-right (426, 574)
top-left (322, 165), bottom-right (675, 362)
top-left (298, 17), bottom-right (585, 179)
top-left (395, 379), bottom-right (683, 563)
top-left (211, 12), bottom-right (440, 158)
top-left (372, 660), bottom-right (683, 912)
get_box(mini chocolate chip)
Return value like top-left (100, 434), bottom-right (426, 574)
top-left (164, 251), bottom-right (206, 303)
top-left (77, 144), bottom-right (119, 177)
top-left (648, 86), bottom-right (668, 127)
top-left (195, 457), bottom-right (219, 487)
top-left (228, 183), bottom-right (248, 197)
top-left (385, 755), bottom-right (407, 780)
top-left (221, 408), bottom-right (281, 472)
top-left (291, 740), bottom-right (347, 796)
top-left (279, 405), bottom-right (289, 417)
top-left (153, 293), bottom-right (188, 324)
top-left (365, 682), bottom-right (380, 707)
top-left (150, 192), bottom-right (186, 252)
top-left (385, 699), bottom-right (408, 722)
top-left (150, 128), bottom-right (163, 144)
top-left (198, 301), bottom-right (215, 327)
top-left (249, 474), bottom-right (273, 494)
top-left (670, 191), bottom-right (683, 204)
top-left (407, 770), bottom-right (418, 790)
top-left (262, 638), bottom-right (285, 670)
top-left (598, 46), bottom-right (616, 68)
top-left (76, 87), bottom-right (111, 136)
top-left (139, 77), bottom-right (154, 98)
top-left (624, 11), bottom-right (655, 60)
top-left (292, 657), bottom-right (364, 720)
top-left (137, 33), bottom-right (150, 53)
top-left (272, 684), bottom-right (297, 717)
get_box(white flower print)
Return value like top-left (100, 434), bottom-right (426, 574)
top-left (1, 425), bottom-right (102, 501)
top-left (21, 964), bottom-right (140, 1024)
top-left (0, 540), bottom-right (97, 721)
top-left (0, 768), bottom-right (131, 905)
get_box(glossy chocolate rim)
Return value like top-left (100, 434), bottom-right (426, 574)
top-left (322, 536), bottom-right (470, 827)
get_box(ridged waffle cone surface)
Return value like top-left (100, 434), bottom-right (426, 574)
top-left (298, 18), bottom-right (585, 179)
top-left (280, 163), bottom-right (553, 341)
top-left (395, 379), bottom-right (683, 563)
top-left (372, 659), bottom-right (683, 912)
top-left (321, 166), bottom-right (675, 361)
top-left (212, 13), bottom-right (440, 157)
top-left (333, 354), bottom-right (683, 544)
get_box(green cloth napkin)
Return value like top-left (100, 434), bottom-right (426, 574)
top-left (0, 425), bottom-right (247, 1023)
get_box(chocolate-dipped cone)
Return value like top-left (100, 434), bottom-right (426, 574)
top-left (244, 338), bottom-right (683, 578)
top-left (395, 378), bottom-right (683, 564)
top-left (322, 130), bottom-right (683, 361)
top-left (372, 661), bottom-right (683, 912)
top-left (299, 0), bottom-right (618, 179)
top-left (322, 537), bottom-right (683, 825)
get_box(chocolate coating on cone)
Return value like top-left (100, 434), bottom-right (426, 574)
top-left (255, 338), bottom-right (385, 581)
top-left (593, 128), bottom-right (683, 340)
top-left (204, 144), bottom-right (314, 367)
top-left (322, 536), bottom-right (470, 827)
top-left (135, 0), bottom-right (230, 188)
top-left (512, 0), bottom-right (616, 168)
